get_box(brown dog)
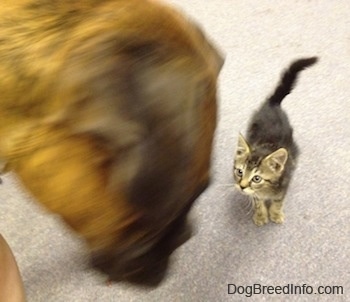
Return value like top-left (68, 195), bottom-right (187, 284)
top-left (0, 0), bottom-right (223, 285)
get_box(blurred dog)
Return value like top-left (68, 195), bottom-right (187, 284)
top-left (0, 0), bottom-right (223, 285)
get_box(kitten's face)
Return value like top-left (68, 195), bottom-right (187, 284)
top-left (233, 134), bottom-right (288, 199)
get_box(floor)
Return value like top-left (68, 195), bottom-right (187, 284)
top-left (0, 1), bottom-right (349, 301)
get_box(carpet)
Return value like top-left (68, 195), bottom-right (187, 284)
top-left (0, 1), bottom-right (349, 301)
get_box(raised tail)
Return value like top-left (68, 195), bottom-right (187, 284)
top-left (268, 57), bottom-right (318, 106)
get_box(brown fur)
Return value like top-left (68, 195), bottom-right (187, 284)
top-left (0, 0), bottom-right (223, 285)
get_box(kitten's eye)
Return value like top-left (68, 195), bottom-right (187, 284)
top-left (235, 168), bottom-right (243, 177)
top-left (252, 175), bottom-right (262, 183)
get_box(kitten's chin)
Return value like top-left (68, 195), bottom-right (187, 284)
top-left (243, 190), bottom-right (254, 196)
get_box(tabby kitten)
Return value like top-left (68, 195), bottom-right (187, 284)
top-left (233, 57), bottom-right (318, 226)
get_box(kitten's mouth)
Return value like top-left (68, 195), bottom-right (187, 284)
top-left (235, 184), bottom-right (246, 194)
top-left (234, 184), bottom-right (254, 196)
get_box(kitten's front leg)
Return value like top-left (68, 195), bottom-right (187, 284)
top-left (269, 200), bottom-right (284, 224)
top-left (253, 199), bottom-right (268, 226)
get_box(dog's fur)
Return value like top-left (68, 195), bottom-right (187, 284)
top-left (0, 0), bottom-right (223, 285)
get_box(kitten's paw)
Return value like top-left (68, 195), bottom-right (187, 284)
top-left (253, 214), bottom-right (269, 226)
top-left (270, 213), bottom-right (285, 224)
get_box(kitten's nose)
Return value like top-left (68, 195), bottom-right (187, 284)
top-left (239, 179), bottom-right (249, 190)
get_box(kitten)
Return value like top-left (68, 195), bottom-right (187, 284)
top-left (233, 57), bottom-right (318, 226)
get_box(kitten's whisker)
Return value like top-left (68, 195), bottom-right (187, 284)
top-left (216, 184), bottom-right (233, 187)
top-left (245, 196), bottom-right (255, 216)
top-left (243, 198), bottom-right (251, 210)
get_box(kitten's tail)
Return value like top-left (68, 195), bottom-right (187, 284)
top-left (268, 57), bottom-right (318, 106)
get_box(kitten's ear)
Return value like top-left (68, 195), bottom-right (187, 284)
top-left (236, 134), bottom-right (250, 158)
top-left (262, 148), bottom-right (288, 174)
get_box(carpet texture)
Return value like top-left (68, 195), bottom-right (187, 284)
top-left (0, 1), bottom-right (349, 301)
